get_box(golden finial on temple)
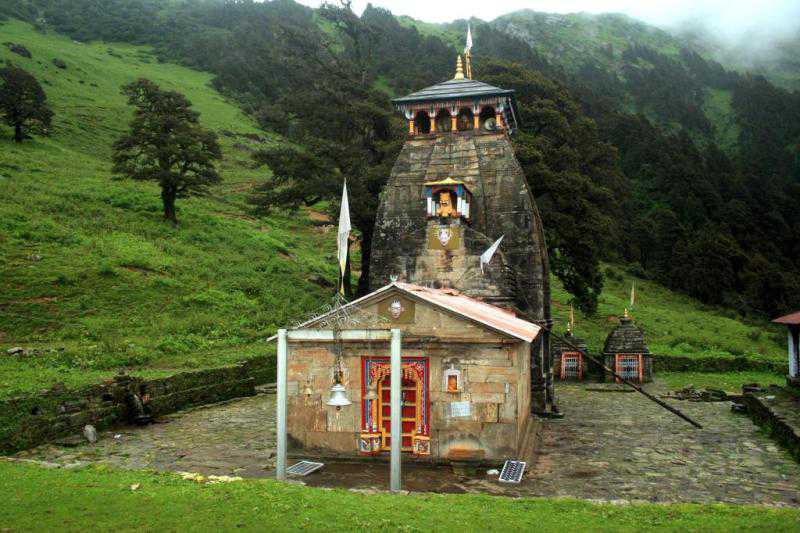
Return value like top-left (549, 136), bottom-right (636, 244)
top-left (454, 55), bottom-right (465, 80)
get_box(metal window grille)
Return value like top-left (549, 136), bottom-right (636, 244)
top-left (615, 354), bottom-right (643, 383)
top-left (560, 352), bottom-right (583, 380)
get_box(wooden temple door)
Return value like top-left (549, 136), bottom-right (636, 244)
top-left (360, 357), bottom-right (430, 456)
top-left (378, 374), bottom-right (419, 451)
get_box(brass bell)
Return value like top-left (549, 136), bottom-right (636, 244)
top-left (326, 383), bottom-right (352, 410)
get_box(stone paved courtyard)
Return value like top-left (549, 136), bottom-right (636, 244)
top-left (13, 383), bottom-right (800, 505)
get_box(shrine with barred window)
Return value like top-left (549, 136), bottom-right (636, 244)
top-left (602, 311), bottom-right (652, 384)
top-left (552, 331), bottom-right (589, 382)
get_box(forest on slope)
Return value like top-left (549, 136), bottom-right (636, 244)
top-left (2, 0), bottom-right (799, 321)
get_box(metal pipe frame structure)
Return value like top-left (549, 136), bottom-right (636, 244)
top-left (275, 328), bottom-right (404, 491)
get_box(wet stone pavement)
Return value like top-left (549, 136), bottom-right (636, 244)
top-left (14, 395), bottom-right (278, 479)
top-left (12, 383), bottom-right (800, 505)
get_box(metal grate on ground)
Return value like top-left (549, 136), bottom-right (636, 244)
top-left (286, 461), bottom-right (324, 476)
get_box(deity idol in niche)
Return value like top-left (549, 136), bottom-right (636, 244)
top-left (436, 190), bottom-right (456, 218)
top-left (423, 178), bottom-right (472, 223)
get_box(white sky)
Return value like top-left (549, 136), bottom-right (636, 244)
top-left (294, 0), bottom-right (800, 41)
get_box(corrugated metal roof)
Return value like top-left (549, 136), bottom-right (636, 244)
top-left (773, 311), bottom-right (800, 325)
top-left (393, 78), bottom-right (514, 104)
top-left (392, 282), bottom-right (540, 342)
top-left (282, 282), bottom-right (540, 343)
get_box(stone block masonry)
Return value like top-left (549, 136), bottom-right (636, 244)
top-left (0, 355), bottom-right (276, 454)
top-left (740, 385), bottom-right (800, 462)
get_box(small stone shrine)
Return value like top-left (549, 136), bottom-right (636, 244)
top-left (284, 282), bottom-right (541, 462)
top-left (603, 310), bottom-right (652, 383)
top-left (552, 332), bottom-right (589, 382)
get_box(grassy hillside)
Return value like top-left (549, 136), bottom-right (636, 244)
top-left (550, 265), bottom-right (785, 362)
top-left (0, 20), bottom-right (339, 397)
top-left (494, 11), bottom-right (682, 70)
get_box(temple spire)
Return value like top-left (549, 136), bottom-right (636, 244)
top-left (454, 55), bottom-right (465, 80)
top-left (464, 25), bottom-right (473, 80)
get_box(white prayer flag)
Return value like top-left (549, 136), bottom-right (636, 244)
top-left (465, 25), bottom-right (473, 53)
top-left (337, 181), bottom-right (351, 293)
top-left (630, 280), bottom-right (636, 309)
top-left (480, 235), bottom-right (504, 273)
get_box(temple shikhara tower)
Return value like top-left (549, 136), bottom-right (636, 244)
top-left (370, 52), bottom-right (554, 414)
top-left (280, 34), bottom-right (556, 466)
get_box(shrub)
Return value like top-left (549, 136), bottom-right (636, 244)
top-left (6, 43), bottom-right (32, 58)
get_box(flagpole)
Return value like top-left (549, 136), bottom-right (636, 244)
top-left (337, 180), bottom-right (351, 298)
top-left (464, 25), bottom-right (473, 80)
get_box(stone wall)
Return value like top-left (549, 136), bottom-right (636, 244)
top-left (740, 388), bottom-right (800, 462)
top-left (285, 339), bottom-right (530, 462)
top-left (550, 353), bottom-right (786, 383)
top-left (370, 131), bottom-right (550, 320)
top-left (652, 355), bottom-right (787, 374)
top-left (0, 355), bottom-right (275, 454)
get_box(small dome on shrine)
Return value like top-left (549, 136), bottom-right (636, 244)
top-left (603, 315), bottom-right (649, 356)
top-left (552, 332), bottom-right (588, 354)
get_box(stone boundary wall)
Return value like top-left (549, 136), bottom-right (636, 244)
top-left (740, 390), bottom-right (800, 462)
top-left (0, 355), bottom-right (275, 454)
top-left (653, 355), bottom-right (787, 374)
top-left (555, 354), bottom-right (786, 383)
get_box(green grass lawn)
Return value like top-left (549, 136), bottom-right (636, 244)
top-left (0, 19), bottom-right (786, 400)
top-left (658, 371), bottom-right (785, 393)
top-left (2, 461), bottom-right (799, 532)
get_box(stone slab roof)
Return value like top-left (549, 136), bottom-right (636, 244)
top-left (603, 317), bottom-right (649, 355)
top-left (552, 333), bottom-right (588, 353)
top-left (393, 78), bottom-right (514, 105)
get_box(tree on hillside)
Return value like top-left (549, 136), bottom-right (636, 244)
top-left (0, 64), bottom-right (53, 143)
top-left (249, 1), bottom-right (401, 298)
top-left (113, 79), bottom-right (222, 225)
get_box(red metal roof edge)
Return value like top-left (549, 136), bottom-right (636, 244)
top-left (393, 282), bottom-right (540, 342)
top-left (773, 310), bottom-right (800, 325)
top-left (270, 282), bottom-right (541, 342)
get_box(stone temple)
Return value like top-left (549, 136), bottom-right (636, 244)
top-left (370, 56), bottom-right (555, 413)
top-left (279, 55), bottom-right (557, 465)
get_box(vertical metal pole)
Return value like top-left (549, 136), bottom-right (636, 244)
top-left (276, 329), bottom-right (288, 481)
top-left (794, 327), bottom-right (800, 379)
top-left (390, 328), bottom-right (402, 492)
